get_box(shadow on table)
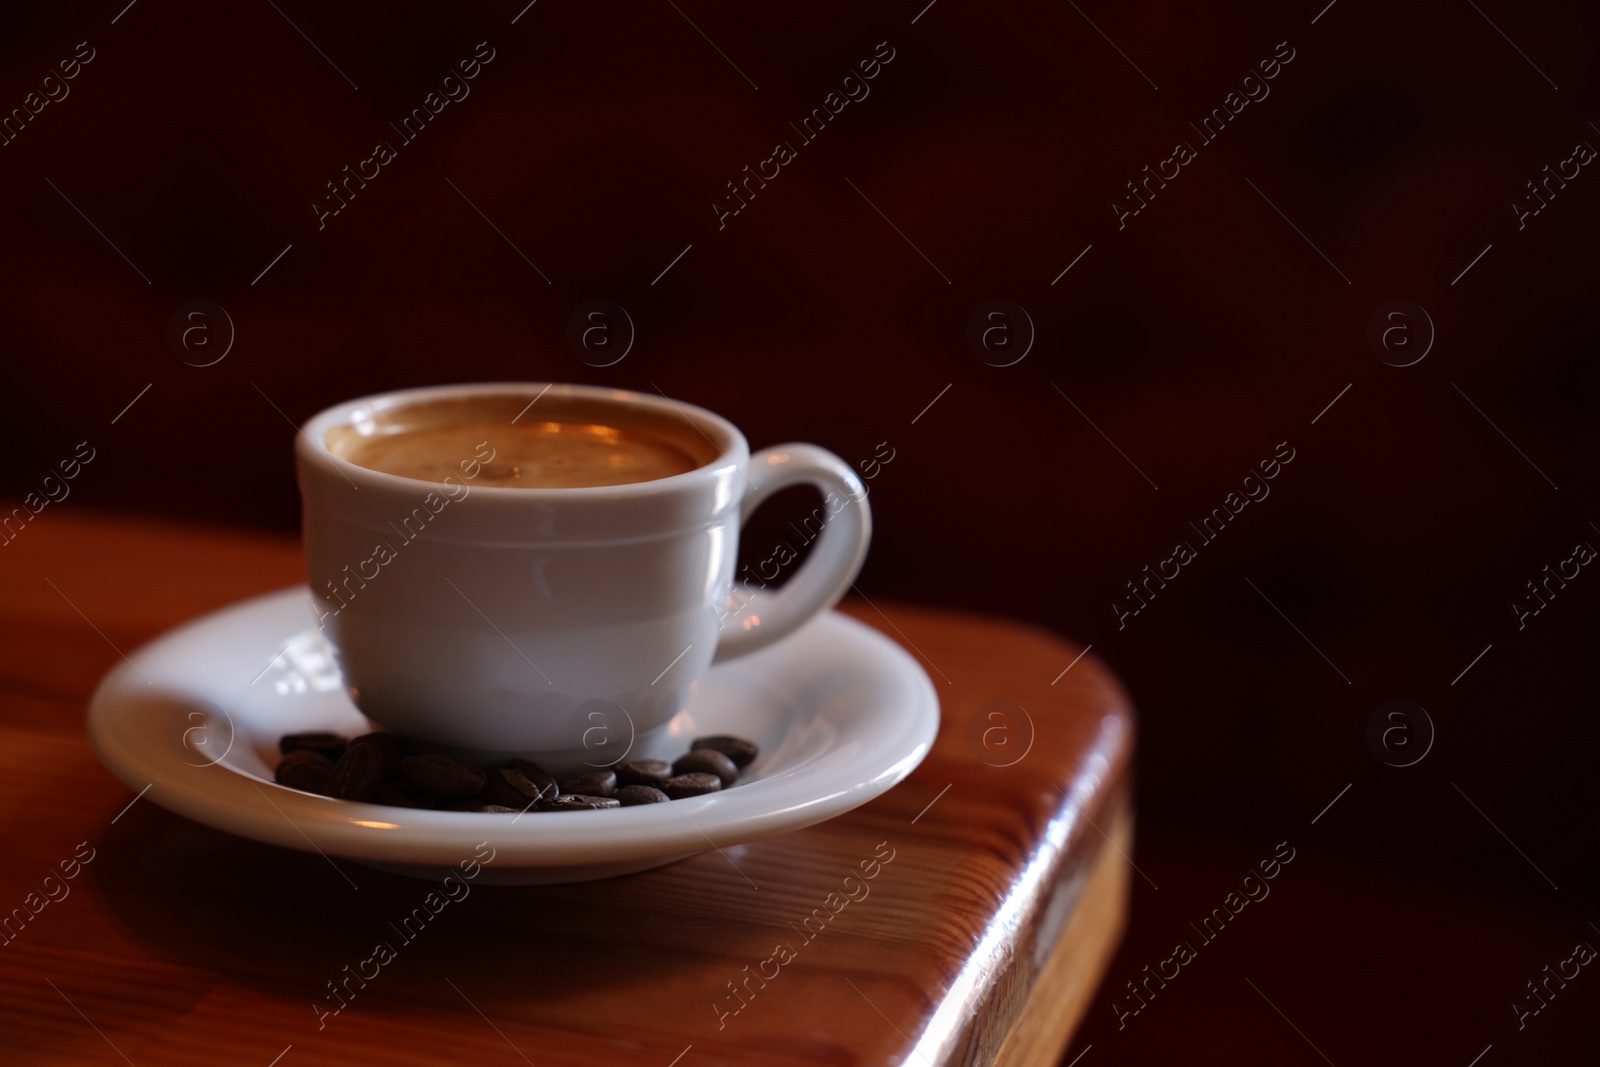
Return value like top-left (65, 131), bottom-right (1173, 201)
top-left (89, 800), bottom-right (784, 1013)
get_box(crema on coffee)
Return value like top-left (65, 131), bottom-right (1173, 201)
top-left (325, 394), bottom-right (718, 488)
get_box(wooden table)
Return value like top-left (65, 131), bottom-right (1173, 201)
top-left (0, 509), bottom-right (1133, 1067)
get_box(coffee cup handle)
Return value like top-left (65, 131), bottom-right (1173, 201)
top-left (712, 443), bottom-right (873, 662)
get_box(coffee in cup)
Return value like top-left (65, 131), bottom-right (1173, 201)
top-left (327, 394), bottom-right (719, 489)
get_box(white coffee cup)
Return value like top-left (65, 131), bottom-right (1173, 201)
top-left (295, 382), bottom-right (871, 770)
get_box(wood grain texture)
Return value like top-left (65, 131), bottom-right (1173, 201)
top-left (0, 507), bottom-right (1133, 1067)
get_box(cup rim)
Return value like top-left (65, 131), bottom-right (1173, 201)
top-left (296, 381), bottom-right (748, 499)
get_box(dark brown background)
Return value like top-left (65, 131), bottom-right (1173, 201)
top-left (1, 0), bottom-right (1595, 1062)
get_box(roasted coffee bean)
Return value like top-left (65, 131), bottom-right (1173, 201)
top-left (374, 783), bottom-right (430, 809)
top-left (692, 734), bottom-right (758, 768)
top-left (440, 798), bottom-right (487, 812)
top-left (539, 794), bottom-right (621, 812)
top-left (400, 754), bottom-right (487, 800)
top-left (483, 772), bottom-right (527, 809)
top-left (661, 772), bottom-right (721, 799)
top-left (673, 748), bottom-right (739, 787)
top-left (506, 760), bottom-right (558, 798)
top-left (328, 742), bottom-right (385, 801)
top-left (348, 731), bottom-right (405, 776)
top-left (615, 759), bottom-right (672, 787)
top-left (482, 804), bottom-right (522, 814)
top-left (615, 785), bottom-right (669, 806)
top-left (275, 750), bottom-right (333, 794)
top-left (559, 769), bottom-right (617, 798)
top-left (279, 732), bottom-right (347, 762)
top-left (276, 748), bottom-right (331, 771)
top-left (484, 767), bottom-right (554, 809)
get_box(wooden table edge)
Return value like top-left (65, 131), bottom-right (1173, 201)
top-left (993, 803), bottom-right (1133, 1067)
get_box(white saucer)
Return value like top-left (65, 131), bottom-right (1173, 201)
top-left (87, 588), bottom-right (938, 884)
